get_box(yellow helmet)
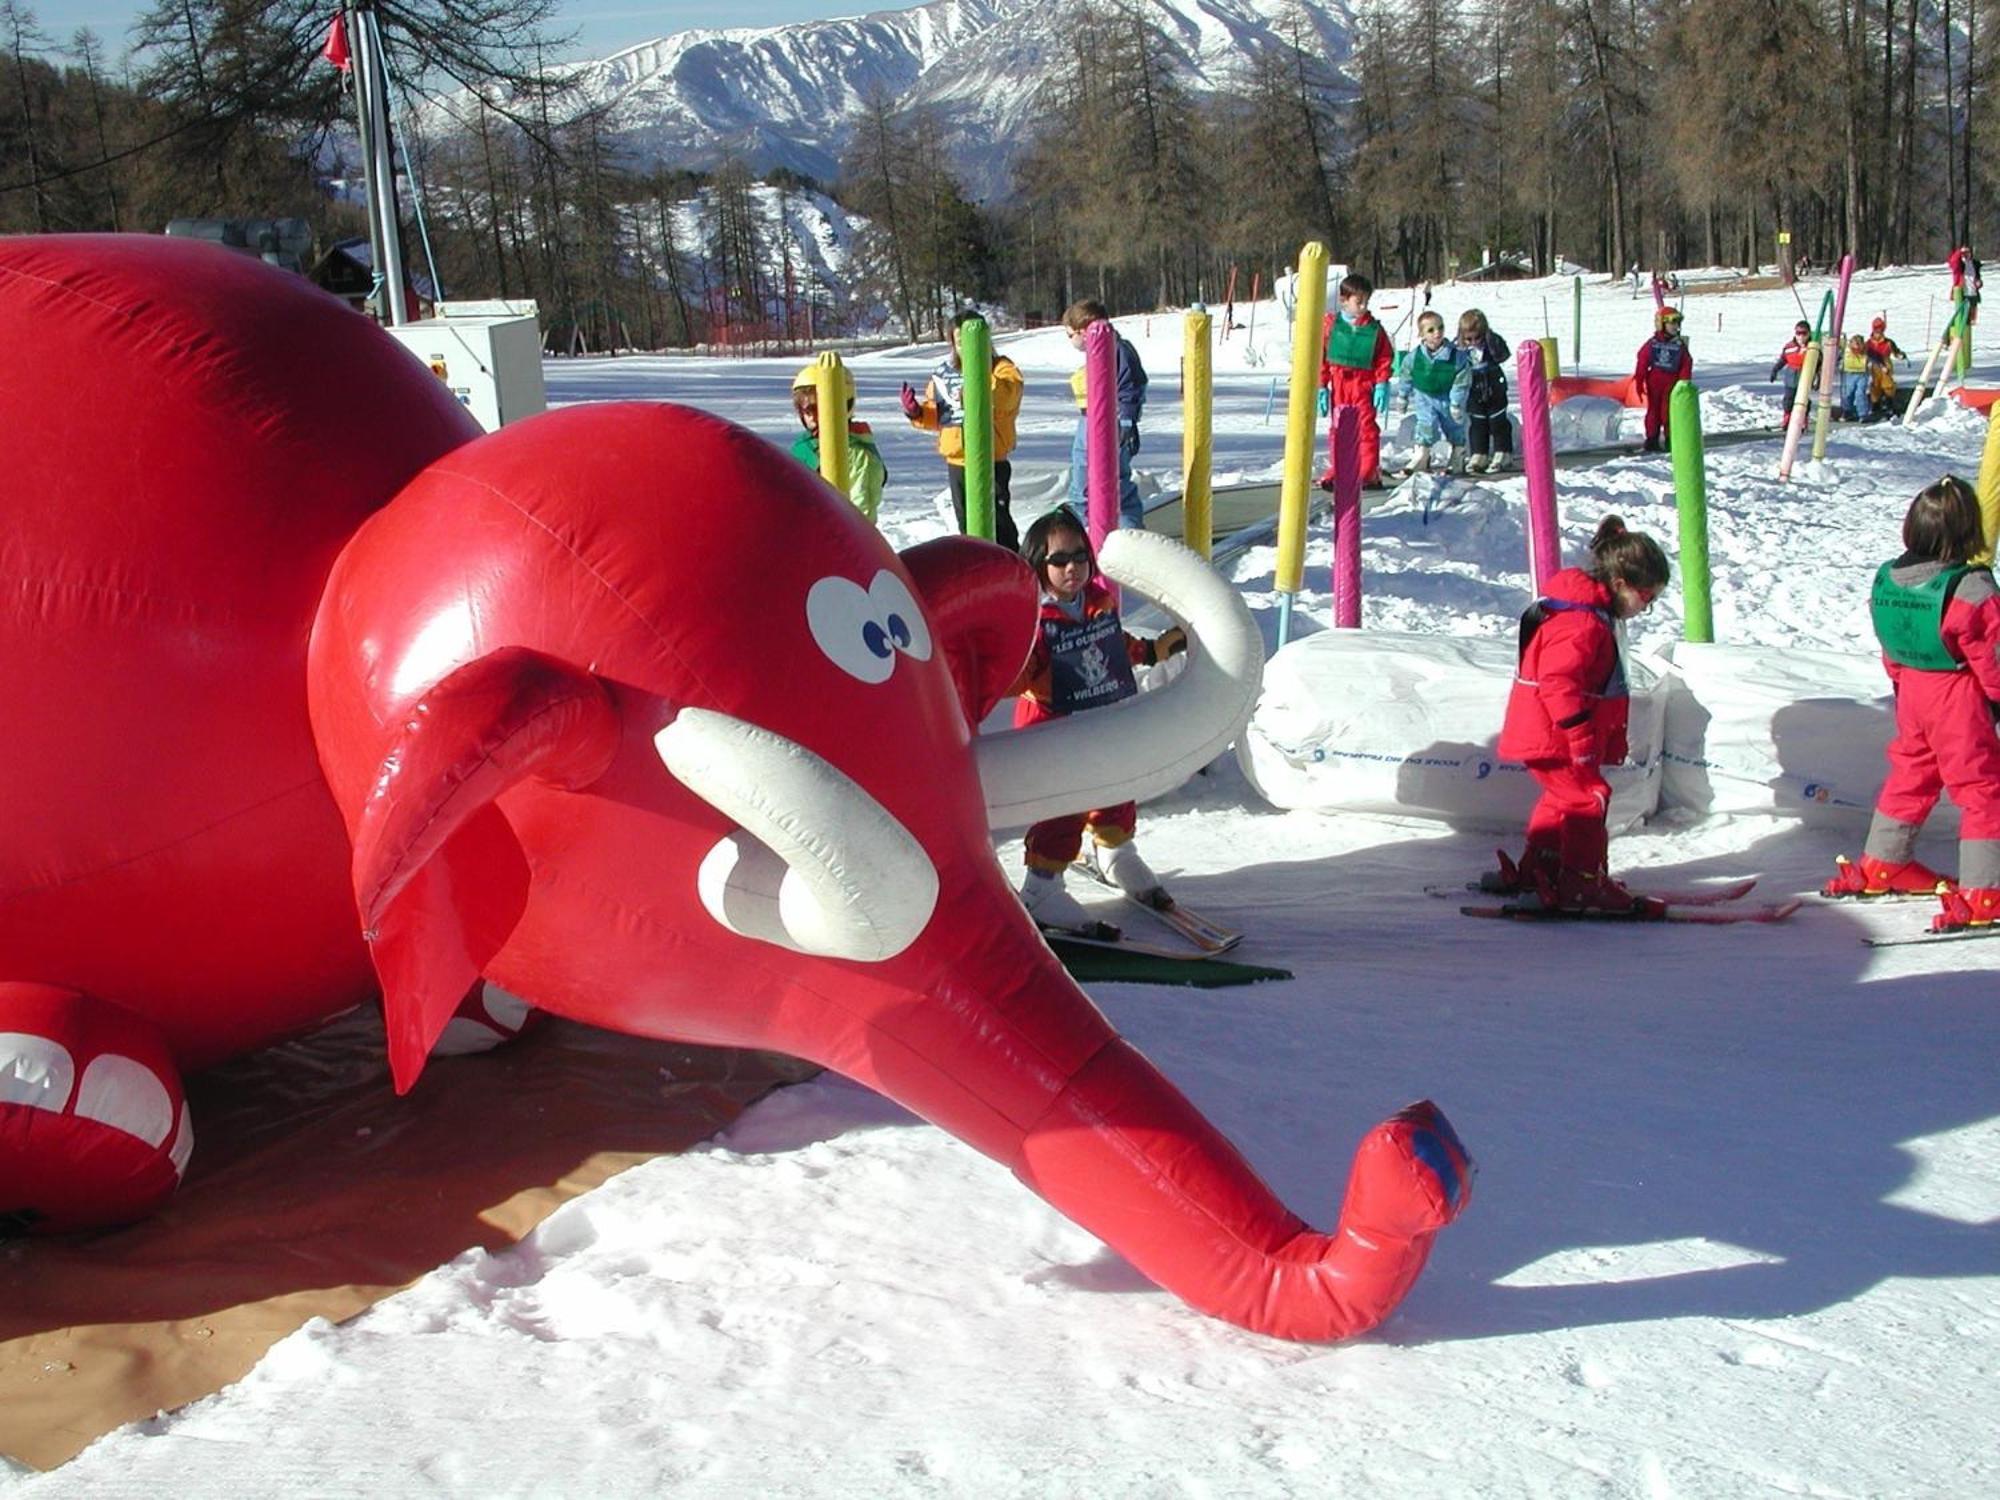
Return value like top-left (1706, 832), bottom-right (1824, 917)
top-left (792, 356), bottom-right (854, 403)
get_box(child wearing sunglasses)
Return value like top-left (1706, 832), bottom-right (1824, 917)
top-left (1634, 305), bottom-right (1692, 452)
top-left (1489, 515), bottom-right (1671, 913)
top-left (1823, 476), bottom-right (2000, 930)
top-left (1009, 508), bottom-right (1187, 931)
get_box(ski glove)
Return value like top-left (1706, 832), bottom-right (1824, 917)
top-left (1119, 421), bottom-right (1140, 458)
top-left (1316, 387), bottom-right (1330, 418)
top-left (899, 382), bottom-right (921, 421)
top-left (1149, 626), bottom-right (1188, 662)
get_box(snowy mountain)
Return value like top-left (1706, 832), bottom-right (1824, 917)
top-left (534, 0), bottom-right (1358, 195)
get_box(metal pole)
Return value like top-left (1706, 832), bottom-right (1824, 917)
top-left (341, 2), bottom-right (389, 321)
top-left (356, 4), bottom-right (409, 323)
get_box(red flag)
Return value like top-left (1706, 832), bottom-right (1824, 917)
top-left (322, 14), bottom-right (351, 72)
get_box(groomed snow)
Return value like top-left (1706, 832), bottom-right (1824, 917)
top-left (12, 265), bottom-right (1997, 1497)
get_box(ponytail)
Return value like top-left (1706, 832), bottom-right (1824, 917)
top-left (1587, 514), bottom-right (1670, 592)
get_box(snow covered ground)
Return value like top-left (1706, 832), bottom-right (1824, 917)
top-left (13, 266), bottom-right (1998, 1497)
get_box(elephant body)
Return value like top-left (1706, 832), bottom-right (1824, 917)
top-left (0, 237), bottom-right (1470, 1339)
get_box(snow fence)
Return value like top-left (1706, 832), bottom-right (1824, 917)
top-left (1236, 633), bottom-right (1914, 835)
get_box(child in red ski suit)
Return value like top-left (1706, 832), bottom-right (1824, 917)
top-left (1318, 272), bottom-right (1395, 490)
top-left (1011, 509), bottom-right (1186, 930)
top-left (1823, 476), bottom-right (2000, 930)
top-left (1634, 306), bottom-right (1691, 452)
top-left (1493, 515), bottom-right (1671, 913)
top-left (1769, 319), bottom-right (1813, 422)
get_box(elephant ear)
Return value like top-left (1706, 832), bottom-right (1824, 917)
top-left (899, 536), bottom-right (1038, 727)
top-left (351, 647), bottom-right (621, 1093)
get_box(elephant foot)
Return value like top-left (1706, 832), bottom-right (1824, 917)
top-left (1014, 1040), bottom-right (1473, 1342)
top-left (0, 982), bottom-right (192, 1234)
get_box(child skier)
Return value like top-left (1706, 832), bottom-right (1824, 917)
top-left (1839, 334), bottom-right (1872, 421)
top-left (1489, 515), bottom-right (1672, 914)
top-left (1061, 299), bottom-right (1149, 531)
top-left (790, 364), bottom-right (887, 523)
top-left (1318, 272), bottom-right (1395, 490)
top-left (1823, 476), bottom-right (2000, 931)
top-left (1394, 310), bottom-right (1471, 475)
top-left (1864, 316), bottom-right (1907, 420)
top-left (901, 309), bottom-right (1025, 549)
top-left (1457, 308), bottom-right (1513, 473)
top-left (1770, 319), bottom-right (1813, 424)
top-left (1010, 508), bottom-right (1187, 931)
top-left (1634, 307), bottom-right (1691, 452)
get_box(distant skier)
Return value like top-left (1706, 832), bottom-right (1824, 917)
top-left (1317, 272), bottom-right (1395, 489)
top-left (1634, 307), bottom-right (1691, 452)
top-left (1393, 309), bottom-right (1470, 476)
top-left (1487, 514), bottom-right (1672, 914)
top-left (1769, 319), bottom-right (1813, 425)
top-left (1823, 475), bottom-right (2000, 931)
top-left (1864, 316), bottom-right (1907, 420)
top-left (1457, 308), bottom-right (1514, 472)
top-left (1839, 334), bottom-right (1873, 421)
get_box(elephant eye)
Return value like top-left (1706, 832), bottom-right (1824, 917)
top-left (807, 576), bottom-right (897, 684)
top-left (867, 571), bottom-right (931, 661)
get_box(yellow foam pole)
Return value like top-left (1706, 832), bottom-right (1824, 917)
top-left (1182, 305), bottom-right (1213, 557)
top-left (810, 352), bottom-right (849, 497)
top-left (1975, 399), bottom-right (2000, 565)
top-left (1276, 241), bottom-right (1328, 643)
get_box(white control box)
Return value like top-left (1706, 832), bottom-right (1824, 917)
top-left (387, 301), bottom-right (546, 431)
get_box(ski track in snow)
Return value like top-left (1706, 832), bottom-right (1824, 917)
top-left (11, 265), bottom-right (1999, 1498)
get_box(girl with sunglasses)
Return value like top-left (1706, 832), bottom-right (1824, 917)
top-left (1634, 305), bottom-right (1693, 452)
top-left (1009, 508), bottom-right (1187, 932)
top-left (1489, 515), bottom-right (1671, 913)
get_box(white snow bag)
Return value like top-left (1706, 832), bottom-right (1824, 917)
top-left (1660, 641), bottom-right (1917, 828)
top-left (1237, 629), bottom-right (1665, 833)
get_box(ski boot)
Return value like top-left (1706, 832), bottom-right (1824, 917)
top-left (1446, 443), bottom-right (1467, 474)
top-left (1474, 847), bottom-right (1550, 895)
top-left (1395, 449), bottom-right (1432, 480)
top-left (1931, 886), bottom-right (2000, 933)
top-left (1484, 451), bottom-right (1511, 473)
top-left (1533, 864), bottom-right (1667, 918)
top-left (1091, 836), bottom-right (1169, 907)
top-left (1821, 853), bottom-right (1955, 899)
top-left (1020, 867), bottom-right (1103, 933)
top-left (1464, 453), bottom-right (1490, 474)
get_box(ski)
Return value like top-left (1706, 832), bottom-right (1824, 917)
top-left (1460, 897), bottom-right (1802, 926)
top-left (1069, 862), bottom-right (1243, 953)
top-left (1429, 877), bottom-right (1758, 907)
top-left (1037, 924), bottom-right (1221, 961)
top-left (1863, 924), bottom-right (2000, 949)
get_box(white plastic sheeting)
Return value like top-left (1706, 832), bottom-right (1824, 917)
top-left (1659, 641), bottom-right (1916, 828)
top-left (1237, 629), bottom-right (1666, 833)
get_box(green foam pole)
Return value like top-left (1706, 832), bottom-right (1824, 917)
top-left (959, 317), bottom-right (994, 540)
top-left (1670, 380), bottom-right (1713, 642)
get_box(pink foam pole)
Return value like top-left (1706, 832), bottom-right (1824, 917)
top-left (1085, 319), bottom-right (1119, 550)
top-left (1831, 252), bottom-right (1855, 342)
top-left (1517, 340), bottom-right (1561, 591)
top-left (1331, 405), bottom-right (1361, 628)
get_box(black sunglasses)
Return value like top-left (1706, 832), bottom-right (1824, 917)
top-left (1045, 548), bottom-right (1091, 567)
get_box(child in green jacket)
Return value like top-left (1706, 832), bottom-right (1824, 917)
top-left (791, 363), bottom-right (887, 523)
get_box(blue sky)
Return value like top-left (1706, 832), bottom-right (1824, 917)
top-left (26, 0), bottom-right (871, 63)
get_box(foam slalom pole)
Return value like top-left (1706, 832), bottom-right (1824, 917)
top-left (1275, 240), bottom-right (1329, 647)
top-left (957, 316), bottom-right (995, 540)
top-left (809, 352), bottom-right (850, 500)
top-left (1330, 406), bottom-right (1361, 627)
top-left (1182, 304), bottom-right (1214, 557)
top-left (1974, 400), bottom-right (2000, 566)
top-left (1516, 339), bottom-right (1560, 590)
top-left (1809, 327), bottom-right (1839, 463)
top-left (1903, 307), bottom-right (1965, 426)
top-left (1831, 252), bottom-right (1856, 344)
top-left (1572, 274), bottom-right (1582, 367)
top-left (1670, 381), bottom-right (1714, 642)
top-left (1777, 342), bottom-right (1820, 480)
top-left (1084, 318), bottom-right (1119, 549)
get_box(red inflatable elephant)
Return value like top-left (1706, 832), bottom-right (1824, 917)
top-left (0, 236), bottom-right (1470, 1340)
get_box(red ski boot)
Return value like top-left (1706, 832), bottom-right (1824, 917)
top-left (1535, 865), bottom-right (1669, 919)
top-left (1822, 853), bottom-right (1956, 899)
top-left (1931, 886), bottom-right (2000, 933)
top-left (1475, 847), bottom-right (1555, 895)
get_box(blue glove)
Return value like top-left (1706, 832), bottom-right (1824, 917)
top-left (1316, 387), bottom-right (1329, 418)
top-left (1450, 406), bottom-right (1467, 428)
top-left (1373, 383), bottom-right (1389, 416)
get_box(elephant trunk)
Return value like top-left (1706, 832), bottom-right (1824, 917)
top-left (1012, 1038), bottom-right (1472, 1341)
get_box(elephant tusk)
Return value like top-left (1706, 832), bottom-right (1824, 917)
top-left (656, 709), bottom-right (939, 962)
top-left (973, 529), bottom-right (1264, 828)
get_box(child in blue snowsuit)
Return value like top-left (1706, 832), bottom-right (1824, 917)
top-left (1063, 297), bottom-right (1149, 530)
top-left (1458, 308), bottom-right (1514, 472)
top-left (1394, 310), bottom-right (1470, 475)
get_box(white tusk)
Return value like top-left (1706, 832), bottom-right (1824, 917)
top-left (657, 709), bottom-right (939, 962)
top-left (974, 529), bottom-right (1264, 828)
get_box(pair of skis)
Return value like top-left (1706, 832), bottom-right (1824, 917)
top-left (1437, 877), bottom-right (1802, 926)
top-left (1038, 862), bottom-right (1242, 961)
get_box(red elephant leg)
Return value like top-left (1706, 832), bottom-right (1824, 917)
top-left (1013, 1038), bottom-right (1472, 1341)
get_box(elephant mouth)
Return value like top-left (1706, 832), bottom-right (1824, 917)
top-left (656, 709), bottom-right (940, 963)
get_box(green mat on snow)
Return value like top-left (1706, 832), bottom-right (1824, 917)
top-left (1045, 937), bottom-right (1292, 988)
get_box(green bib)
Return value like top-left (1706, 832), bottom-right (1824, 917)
top-left (1409, 345), bottom-right (1462, 396)
top-left (1325, 315), bottom-right (1381, 371)
top-left (1869, 562), bottom-right (1973, 671)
